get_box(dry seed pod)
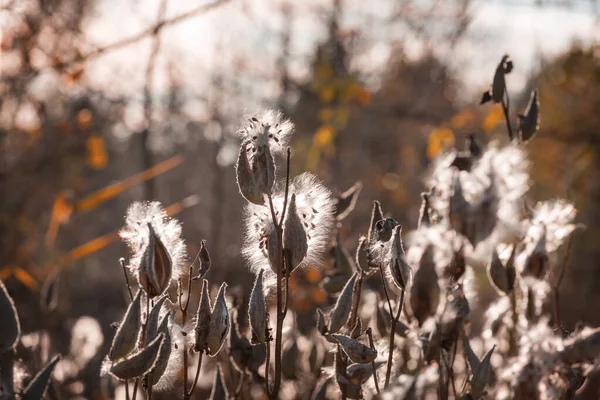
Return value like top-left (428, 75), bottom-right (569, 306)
top-left (487, 247), bottom-right (516, 294)
top-left (336, 374), bottom-right (362, 399)
top-left (229, 309), bottom-right (252, 373)
top-left (108, 290), bottom-right (142, 361)
top-left (521, 228), bottom-right (550, 280)
top-left (251, 142), bottom-right (276, 197)
top-left (145, 295), bottom-right (169, 344)
top-left (311, 377), bottom-right (330, 400)
top-left (194, 279), bottom-right (212, 352)
top-left (194, 240), bottom-right (211, 280)
top-left (350, 319), bottom-right (362, 339)
top-left (316, 308), bottom-right (328, 336)
top-left (207, 283), bottom-right (229, 357)
top-left (139, 224), bottom-right (173, 298)
top-left (518, 90), bottom-right (539, 142)
top-left (371, 218), bottom-right (398, 244)
top-left (21, 355), bottom-right (60, 400)
top-left (149, 314), bottom-right (172, 385)
top-left (331, 334), bottom-right (377, 364)
top-left (209, 364), bottom-right (228, 400)
top-left (335, 181), bottom-right (362, 221)
top-left (470, 345), bottom-right (495, 399)
top-left (0, 279), bottom-right (20, 352)
top-left (321, 273), bottom-right (351, 294)
top-left (110, 333), bottom-right (164, 381)
top-left (248, 270), bottom-right (267, 344)
top-left (329, 273), bottom-right (357, 333)
top-left (283, 194), bottom-right (308, 272)
top-left (236, 141), bottom-right (264, 205)
top-left (367, 201), bottom-right (384, 244)
top-left (491, 56), bottom-right (508, 103)
top-left (464, 336), bottom-right (480, 372)
top-left (387, 226), bottom-right (411, 290)
top-left (346, 362), bottom-right (383, 385)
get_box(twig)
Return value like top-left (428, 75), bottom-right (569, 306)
top-left (384, 289), bottom-right (405, 389)
top-left (119, 258), bottom-right (134, 301)
top-left (366, 328), bottom-right (381, 395)
top-left (186, 351), bottom-right (204, 399)
top-left (554, 234), bottom-right (574, 331)
top-left (48, 0), bottom-right (231, 71)
top-left (265, 334), bottom-right (271, 396)
top-left (132, 379), bottom-right (139, 400)
top-left (180, 266), bottom-right (193, 398)
top-left (125, 379), bottom-right (130, 400)
top-left (509, 290), bottom-right (518, 357)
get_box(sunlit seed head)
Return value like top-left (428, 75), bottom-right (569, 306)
top-left (238, 109), bottom-right (294, 157)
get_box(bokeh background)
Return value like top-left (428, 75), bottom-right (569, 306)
top-left (1, 0), bottom-right (599, 398)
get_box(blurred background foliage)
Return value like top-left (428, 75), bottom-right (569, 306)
top-left (0, 0), bottom-right (599, 397)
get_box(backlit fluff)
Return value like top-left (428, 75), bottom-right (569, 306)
top-left (238, 109), bottom-right (294, 157)
top-left (242, 173), bottom-right (335, 290)
top-left (119, 201), bottom-right (187, 287)
top-left (427, 142), bottom-right (529, 247)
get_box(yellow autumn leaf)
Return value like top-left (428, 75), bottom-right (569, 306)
top-left (483, 104), bottom-right (504, 132)
top-left (87, 136), bottom-right (108, 169)
top-left (314, 125), bottom-right (335, 148)
top-left (427, 128), bottom-right (455, 159)
top-left (320, 85), bottom-right (336, 103)
top-left (450, 108), bottom-right (475, 129)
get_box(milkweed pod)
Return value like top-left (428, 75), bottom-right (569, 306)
top-left (193, 280), bottom-right (212, 352)
top-left (110, 333), bottom-right (164, 381)
top-left (470, 345), bottom-right (495, 399)
top-left (283, 194), bottom-right (308, 273)
top-left (149, 314), bottom-right (173, 385)
top-left (108, 290), bottom-right (142, 361)
top-left (248, 270), bottom-right (267, 344)
top-left (236, 141), bottom-right (264, 205)
top-left (316, 308), bottom-right (328, 336)
top-left (329, 273), bottom-right (357, 334)
top-left (145, 294), bottom-right (169, 345)
top-left (196, 240), bottom-right (211, 279)
top-left (387, 226), bottom-right (411, 291)
top-left (206, 283), bottom-right (229, 357)
top-left (518, 90), bottom-right (539, 142)
top-left (209, 364), bottom-right (229, 400)
top-left (331, 334), bottom-right (377, 364)
top-left (139, 224), bottom-right (173, 298)
top-left (21, 355), bottom-right (60, 400)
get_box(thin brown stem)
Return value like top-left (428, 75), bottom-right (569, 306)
top-left (509, 290), bottom-right (518, 357)
top-left (378, 263), bottom-right (394, 316)
top-left (384, 289), bottom-right (405, 389)
top-left (125, 379), bottom-right (130, 400)
top-left (366, 328), bottom-right (381, 395)
top-left (186, 351), bottom-right (204, 399)
top-left (132, 379), bottom-right (139, 400)
top-left (119, 258), bottom-right (134, 301)
top-left (554, 234), bottom-right (574, 331)
top-left (180, 267), bottom-right (193, 398)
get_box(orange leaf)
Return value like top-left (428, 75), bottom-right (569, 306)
top-left (427, 128), bottom-right (455, 159)
top-left (87, 136), bottom-right (108, 170)
top-left (13, 267), bottom-right (38, 290)
top-left (482, 104), bottom-right (504, 132)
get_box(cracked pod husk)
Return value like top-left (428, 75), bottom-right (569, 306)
top-left (248, 269), bottom-right (267, 344)
top-left (251, 139), bottom-right (276, 197)
top-left (194, 279), bottom-right (212, 352)
top-left (110, 333), bottom-right (164, 381)
top-left (470, 345), bottom-right (495, 399)
top-left (21, 355), bottom-right (60, 400)
top-left (236, 141), bottom-right (265, 205)
top-left (209, 364), bottom-right (229, 400)
top-left (108, 290), bottom-right (142, 361)
top-left (331, 334), bottom-right (377, 364)
top-left (518, 90), bottom-right (539, 142)
top-left (207, 283), bottom-right (229, 357)
top-left (283, 194), bottom-right (308, 273)
top-left (0, 279), bottom-right (20, 352)
top-left (386, 226), bottom-right (411, 291)
top-left (145, 294), bottom-right (169, 345)
top-left (148, 313), bottom-right (173, 387)
top-left (329, 273), bottom-right (357, 334)
top-left (487, 246), bottom-right (516, 294)
top-left (195, 240), bottom-right (211, 279)
top-left (139, 223), bottom-right (173, 298)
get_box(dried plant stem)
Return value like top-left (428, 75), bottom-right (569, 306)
top-left (180, 265), bottom-right (194, 399)
top-left (378, 264), bottom-right (394, 316)
top-left (186, 352), bottom-right (203, 399)
top-left (266, 150), bottom-right (292, 399)
top-left (502, 90), bottom-right (514, 141)
top-left (265, 336), bottom-right (271, 395)
top-left (366, 328), bottom-right (381, 394)
top-left (125, 379), bottom-right (130, 400)
top-left (132, 380), bottom-right (139, 400)
top-left (120, 258), bottom-right (134, 301)
top-left (384, 289), bottom-right (405, 389)
top-left (554, 234), bottom-right (574, 331)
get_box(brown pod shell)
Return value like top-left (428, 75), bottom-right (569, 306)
top-left (194, 279), bottom-right (212, 352)
top-left (331, 334), bottom-right (377, 364)
top-left (21, 355), bottom-right (60, 400)
top-left (108, 290), bottom-right (142, 361)
top-left (110, 333), bottom-right (164, 381)
top-left (207, 283), bottom-right (229, 357)
top-left (248, 270), bottom-right (267, 344)
top-left (329, 273), bottom-right (357, 333)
